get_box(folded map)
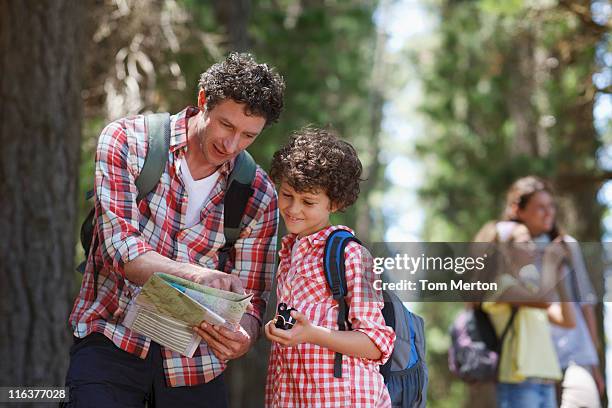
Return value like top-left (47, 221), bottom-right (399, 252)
top-left (123, 273), bottom-right (253, 357)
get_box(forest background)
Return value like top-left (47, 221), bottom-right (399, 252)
top-left (1, 0), bottom-right (610, 407)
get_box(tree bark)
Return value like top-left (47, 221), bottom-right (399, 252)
top-left (211, 0), bottom-right (259, 404)
top-left (355, 0), bottom-right (387, 241)
top-left (213, 0), bottom-right (252, 52)
top-left (0, 0), bottom-right (84, 386)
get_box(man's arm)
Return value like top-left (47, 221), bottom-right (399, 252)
top-left (124, 251), bottom-right (243, 291)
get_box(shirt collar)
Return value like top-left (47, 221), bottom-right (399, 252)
top-left (169, 106), bottom-right (195, 152)
top-left (279, 225), bottom-right (354, 258)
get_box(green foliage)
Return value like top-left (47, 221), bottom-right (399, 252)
top-left (246, 2), bottom-right (378, 167)
top-left (416, 0), bottom-right (607, 241)
top-left (97, 0), bottom-right (379, 233)
top-left (81, 0), bottom-right (381, 239)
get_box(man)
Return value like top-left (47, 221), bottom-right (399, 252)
top-left (64, 53), bottom-right (285, 407)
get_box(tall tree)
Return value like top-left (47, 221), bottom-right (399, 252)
top-left (0, 0), bottom-right (85, 385)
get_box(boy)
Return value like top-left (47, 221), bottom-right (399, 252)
top-left (264, 127), bottom-right (395, 407)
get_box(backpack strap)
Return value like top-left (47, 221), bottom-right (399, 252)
top-left (217, 150), bottom-right (257, 272)
top-left (136, 113), bottom-right (171, 201)
top-left (498, 306), bottom-right (518, 351)
top-left (380, 290), bottom-right (396, 379)
top-left (79, 113), bottom-right (171, 299)
top-left (323, 229), bottom-right (362, 378)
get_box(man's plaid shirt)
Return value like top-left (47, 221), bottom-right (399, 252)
top-left (69, 107), bottom-right (278, 387)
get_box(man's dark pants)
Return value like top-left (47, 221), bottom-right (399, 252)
top-left (63, 333), bottom-right (229, 407)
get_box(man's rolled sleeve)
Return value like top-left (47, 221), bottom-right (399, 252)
top-left (94, 120), bottom-right (153, 277)
top-left (232, 172), bottom-right (279, 324)
top-left (345, 242), bottom-right (396, 365)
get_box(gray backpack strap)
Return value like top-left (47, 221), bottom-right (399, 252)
top-left (136, 113), bottom-right (171, 201)
top-left (217, 150), bottom-right (257, 271)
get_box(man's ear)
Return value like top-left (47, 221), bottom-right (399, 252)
top-left (197, 89), bottom-right (206, 110)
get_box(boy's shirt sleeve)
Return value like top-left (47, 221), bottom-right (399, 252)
top-left (94, 119), bottom-right (153, 278)
top-left (344, 241), bottom-right (396, 365)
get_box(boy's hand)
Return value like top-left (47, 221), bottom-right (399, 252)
top-left (265, 310), bottom-right (314, 347)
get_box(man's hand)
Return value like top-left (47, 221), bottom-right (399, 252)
top-left (193, 314), bottom-right (259, 362)
top-left (264, 311), bottom-right (314, 347)
top-left (125, 251), bottom-right (244, 293)
top-left (178, 263), bottom-right (244, 293)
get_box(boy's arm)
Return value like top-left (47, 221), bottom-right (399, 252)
top-left (265, 241), bottom-right (395, 363)
top-left (264, 311), bottom-right (381, 360)
top-left (343, 242), bottom-right (396, 364)
top-left (547, 269), bottom-right (576, 328)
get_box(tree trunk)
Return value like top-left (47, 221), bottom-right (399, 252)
top-left (211, 1), bottom-right (261, 404)
top-left (213, 0), bottom-right (252, 52)
top-left (0, 0), bottom-right (84, 386)
top-left (355, 0), bottom-right (387, 241)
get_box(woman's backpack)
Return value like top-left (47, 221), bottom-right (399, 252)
top-left (323, 229), bottom-right (428, 407)
top-left (448, 305), bottom-right (517, 382)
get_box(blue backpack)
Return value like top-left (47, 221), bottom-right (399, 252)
top-left (323, 229), bottom-right (428, 407)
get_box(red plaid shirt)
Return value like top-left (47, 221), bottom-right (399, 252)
top-left (69, 107), bottom-right (278, 387)
top-left (265, 226), bottom-right (395, 407)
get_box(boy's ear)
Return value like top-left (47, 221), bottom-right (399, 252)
top-left (329, 201), bottom-right (341, 213)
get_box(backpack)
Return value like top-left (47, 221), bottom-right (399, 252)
top-left (77, 112), bottom-right (257, 294)
top-left (448, 305), bottom-right (517, 382)
top-left (323, 229), bottom-right (428, 407)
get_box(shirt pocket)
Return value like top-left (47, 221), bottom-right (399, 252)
top-left (291, 268), bottom-right (332, 305)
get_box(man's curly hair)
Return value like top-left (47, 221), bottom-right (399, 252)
top-left (198, 53), bottom-right (285, 127)
top-left (270, 127), bottom-right (363, 210)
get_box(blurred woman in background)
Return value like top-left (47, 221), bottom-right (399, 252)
top-left (502, 176), bottom-right (603, 408)
top-left (482, 219), bottom-right (574, 408)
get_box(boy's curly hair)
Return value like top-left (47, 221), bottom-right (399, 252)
top-left (199, 53), bottom-right (285, 127)
top-left (270, 127), bottom-right (363, 210)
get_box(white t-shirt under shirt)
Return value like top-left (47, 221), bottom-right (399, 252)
top-left (180, 157), bottom-right (219, 228)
